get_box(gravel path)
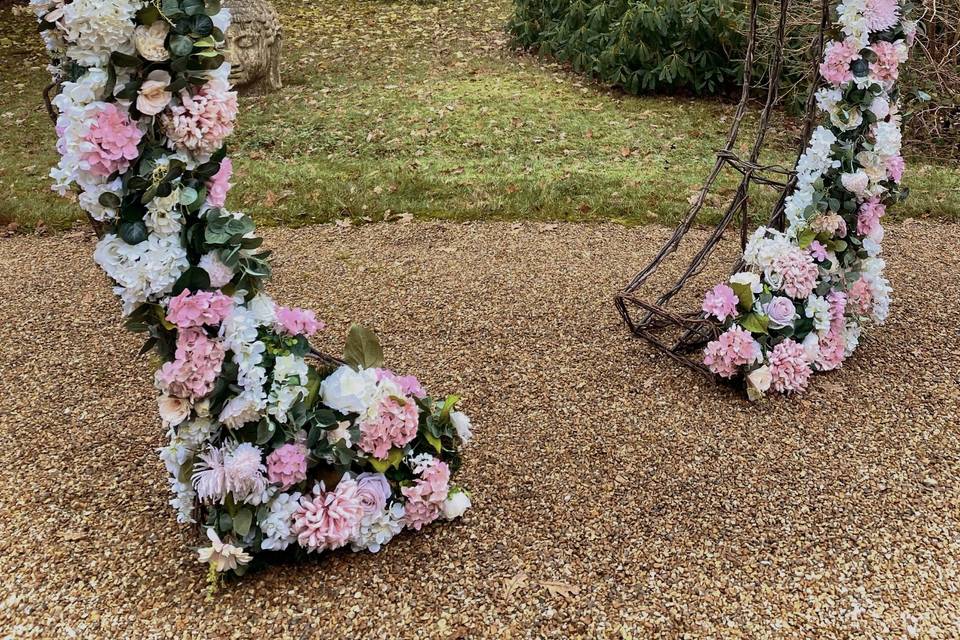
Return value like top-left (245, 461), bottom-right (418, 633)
top-left (0, 221), bottom-right (958, 639)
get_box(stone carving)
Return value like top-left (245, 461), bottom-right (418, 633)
top-left (222, 0), bottom-right (283, 95)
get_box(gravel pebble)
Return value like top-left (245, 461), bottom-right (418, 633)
top-left (0, 221), bottom-right (958, 639)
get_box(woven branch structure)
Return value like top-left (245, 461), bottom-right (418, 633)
top-left (614, 0), bottom-right (831, 379)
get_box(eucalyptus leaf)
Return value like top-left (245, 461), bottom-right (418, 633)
top-left (232, 509), bottom-right (252, 536)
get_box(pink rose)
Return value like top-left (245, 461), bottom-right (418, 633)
top-left (354, 472), bottom-right (391, 516)
top-left (764, 296), bottom-right (797, 329)
top-left (136, 70), bottom-right (173, 116)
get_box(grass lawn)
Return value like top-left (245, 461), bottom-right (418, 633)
top-left (0, 0), bottom-right (957, 232)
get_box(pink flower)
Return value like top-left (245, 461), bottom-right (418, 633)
top-left (703, 326), bottom-right (763, 378)
top-left (816, 329), bottom-right (846, 371)
top-left (849, 277), bottom-right (874, 315)
top-left (820, 39), bottom-right (860, 86)
top-left (166, 289), bottom-right (234, 329)
top-left (292, 477), bottom-right (365, 552)
top-left (857, 199), bottom-right (885, 236)
top-left (702, 284), bottom-right (739, 322)
top-left (355, 472), bottom-right (391, 516)
top-left (885, 155), bottom-right (905, 183)
top-left (769, 339), bottom-right (812, 394)
top-left (358, 396), bottom-right (419, 459)
top-left (136, 70), bottom-right (172, 116)
top-left (864, 0), bottom-right (900, 33)
top-left (155, 327), bottom-right (226, 400)
top-left (266, 443), bottom-right (308, 489)
top-left (375, 369), bottom-right (426, 399)
top-left (162, 80), bottom-right (238, 157)
top-left (83, 103), bottom-right (143, 177)
top-left (808, 241), bottom-right (828, 262)
top-left (869, 41), bottom-right (901, 87)
top-left (206, 157), bottom-right (232, 208)
top-left (827, 291), bottom-right (848, 332)
top-left (765, 296), bottom-right (797, 329)
top-left (773, 249), bottom-right (819, 299)
top-left (275, 306), bottom-right (323, 337)
top-left (401, 458), bottom-right (450, 531)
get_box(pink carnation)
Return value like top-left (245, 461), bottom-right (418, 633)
top-left (864, 0), bottom-right (900, 32)
top-left (83, 103), bottom-right (143, 177)
top-left (357, 396), bottom-right (419, 459)
top-left (849, 277), bottom-right (874, 315)
top-left (162, 81), bottom-right (238, 157)
top-left (816, 329), bottom-right (846, 372)
top-left (773, 249), bottom-right (819, 299)
top-left (820, 39), bottom-right (860, 86)
top-left (166, 289), bottom-right (234, 329)
top-left (702, 283), bottom-right (739, 322)
top-left (292, 477), bottom-right (365, 552)
top-left (703, 326), bottom-right (762, 378)
top-left (869, 41), bottom-right (901, 86)
top-left (769, 339), bottom-right (812, 394)
top-left (275, 306), bottom-right (323, 337)
top-left (857, 199), bottom-right (885, 236)
top-left (401, 459), bottom-right (450, 531)
top-left (266, 443), bottom-right (308, 489)
top-left (375, 369), bottom-right (427, 399)
top-left (155, 327), bottom-right (225, 400)
top-left (885, 155), bottom-right (905, 183)
top-left (206, 157), bottom-right (232, 208)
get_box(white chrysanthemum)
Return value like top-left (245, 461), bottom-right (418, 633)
top-left (805, 295), bottom-right (832, 336)
top-left (60, 0), bottom-right (141, 67)
top-left (350, 502), bottom-right (405, 553)
top-left (319, 365), bottom-right (379, 415)
top-left (259, 491), bottom-right (302, 551)
top-left (94, 233), bottom-right (190, 315)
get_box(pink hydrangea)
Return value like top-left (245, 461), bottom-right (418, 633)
top-left (292, 477), bottom-right (365, 552)
top-left (816, 329), bottom-right (846, 372)
top-left (808, 241), bottom-right (828, 262)
top-left (155, 327), bottom-right (225, 400)
top-left (275, 306), bottom-right (323, 337)
top-left (849, 277), bottom-right (874, 315)
top-left (357, 396), bottom-right (419, 459)
top-left (83, 103), bottom-right (143, 177)
top-left (886, 155), bottom-right (905, 183)
top-left (703, 326), bottom-right (763, 378)
top-left (869, 41), bottom-right (901, 86)
top-left (820, 38), bottom-right (860, 86)
top-left (769, 339), bottom-right (812, 394)
top-left (206, 157), bottom-right (232, 208)
top-left (162, 81), bottom-right (238, 157)
top-left (702, 283), bottom-right (739, 322)
top-left (864, 0), bottom-right (900, 33)
top-left (355, 472), bottom-right (391, 516)
top-left (827, 291), bottom-right (848, 332)
top-left (774, 249), bottom-right (819, 299)
top-left (857, 199), bottom-right (885, 236)
top-left (166, 289), bottom-right (234, 329)
top-left (266, 443), bottom-right (308, 489)
top-left (375, 369), bottom-right (426, 399)
top-left (401, 459), bottom-right (450, 531)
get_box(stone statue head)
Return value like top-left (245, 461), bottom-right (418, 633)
top-left (222, 0), bottom-right (282, 95)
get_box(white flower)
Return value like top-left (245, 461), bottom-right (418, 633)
top-left (805, 295), bottom-right (832, 336)
top-left (802, 332), bottom-right (821, 363)
top-left (841, 170), bottom-right (870, 198)
top-left (869, 96), bottom-right (890, 121)
top-left (873, 121), bottom-right (902, 158)
top-left (158, 394), bottom-right (191, 426)
top-left (94, 233), bottom-right (189, 315)
top-left (78, 177), bottom-right (122, 221)
top-left (441, 490), bottom-right (471, 520)
top-left (320, 366), bottom-right (380, 415)
top-left (350, 502), bottom-right (405, 553)
top-left (61, 0), bottom-right (140, 67)
top-left (259, 491), bottom-right (302, 551)
top-left (743, 228), bottom-right (792, 272)
top-left (326, 420), bottom-right (353, 447)
top-left (247, 293), bottom-right (277, 326)
top-left (746, 366), bottom-right (772, 401)
top-left (168, 479), bottom-right (196, 524)
top-left (218, 389), bottom-right (265, 429)
top-left (197, 527), bottom-right (252, 572)
top-left (133, 21), bottom-right (169, 62)
top-left (144, 188), bottom-right (183, 236)
top-left (199, 252), bottom-right (235, 288)
top-left (223, 442), bottom-right (268, 503)
top-left (729, 271), bottom-right (763, 294)
top-left (268, 355), bottom-right (309, 423)
top-left (450, 411), bottom-right (472, 444)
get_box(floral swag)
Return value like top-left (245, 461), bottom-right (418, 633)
top-left (701, 0), bottom-right (915, 399)
top-left (32, 0), bottom-right (472, 583)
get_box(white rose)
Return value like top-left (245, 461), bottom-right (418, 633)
top-left (158, 394), bottom-right (191, 426)
top-left (134, 21), bottom-right (170, 62)
top-left (746, 366), bottom-right (772, 401)
top-left (450, 410), bottom-right (472, 444)
top-left (320, 366), bottom-right (379, 415)
top-left (441, 490), bottom-right (471, 520)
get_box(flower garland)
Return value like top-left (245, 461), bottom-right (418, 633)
top-left (702, 0), bottom-right (916, 400)
top-left (32, 0), bottom-right (472, 581)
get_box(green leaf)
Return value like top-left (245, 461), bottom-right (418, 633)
top-left (232, 509), bottom-right (252, 536)
top-left (797, 227), bottom-right (817, 249)
top-left (439, 394), bottom-right (460, 419)
top-left (169, 34), bottom-right (194, 57)
top-left (179, 187), bottom-right (199, 206)
top-left (98, 192), bottom-right (121, 209)
top-left (118, 220), bottom-right (148, 245)
top-left (729, 281), bottom-right (754, 310)
top-left (424, 431), bottom-right (442, 454)
top-left (740, 312), bottom-right (769, 335)
top-left (368, 447), bottom-right (404, 473)
top-left (172, 266), bottom-right (211, 295)
top-left (342, 324), bottom-right (384, 370)
top-left (255, 418), bottom-right (274, 445)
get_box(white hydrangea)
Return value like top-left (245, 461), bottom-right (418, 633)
top-left (168, 478), bottom-right (196, 524)
top-left (320, 365), bottom-right (380, 415)
top-left (199, 252), bottom-right (235, 288)
top-left (795, 126), bottom-right (839, 185)
top-left (247, 293), bottom-right (277, 326)
top-left (94, 232), bottom-right (189, 315)
top-left (861, 258), bottom-right (892, 323)
top-left (873, 121), bottom-right (902, 158)
top-left (350, 502), bottom-right (406, 553)
top-left (805, 295), bottom-right (832, 336)
top-left (260, 492), bottom-right (302, 551)
top-left (77, 177), bottom-right (123, 221)
top-left (836, 0), bottom-right (870, 47)
top-left (60, 0), bottom-right (141, 67)
top-left (743, 228), bottom-right (792, 272)
top-left (268, 355), bottom-right (309, 423)
top-left (784, 182), bottom-right (815, 237)
top-left (219, 388), bottom-right (266, 429)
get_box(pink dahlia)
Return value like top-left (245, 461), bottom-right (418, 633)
top-left (206, 157), bottom-right (232, 208)
top-left (703, 326), bottom-right (762, 378)
top-left (166, 289), bottom-right (234, 329)
top-left (275, 306), bottom-right (323, 337)
top-left (857, 199), bottom-right (885, 236)
top-left (820, 39), bottom-right (860, 86)
top-left (864, 0), bottom-right (900, 33)
top-left (375, 369), bottom-right (426, 399)
top-left (769, 339), bottom-right (812, 394)
top-left (155, 327), bottom-right (226, 400)
top-left (774, 249), bottom-right (819, 299)
top-left (83, 103), bottom-right (143, 177)
top-left (869, 41), bottom-right (901, 86)
top-left (702, 283), bottom-right (739, 322)
top-left (292, 477), bottom-right (365, 552)
top-left (358, 396), bottom-right (419, 459)
top-left (162, 81), bottom-right (238, 157)
top-left (266, 443), bottom-right (308, 489)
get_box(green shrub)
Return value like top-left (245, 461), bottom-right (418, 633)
top-left (508, 0), bottom-right (747, 95)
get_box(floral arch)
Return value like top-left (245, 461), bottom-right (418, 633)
top-left (32, 0), bottom-right (472, 584)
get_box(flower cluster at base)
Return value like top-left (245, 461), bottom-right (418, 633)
top-left (33, 0), bottom-right (472, 577)
top-left (701, 0), bottom-right (915, 400)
